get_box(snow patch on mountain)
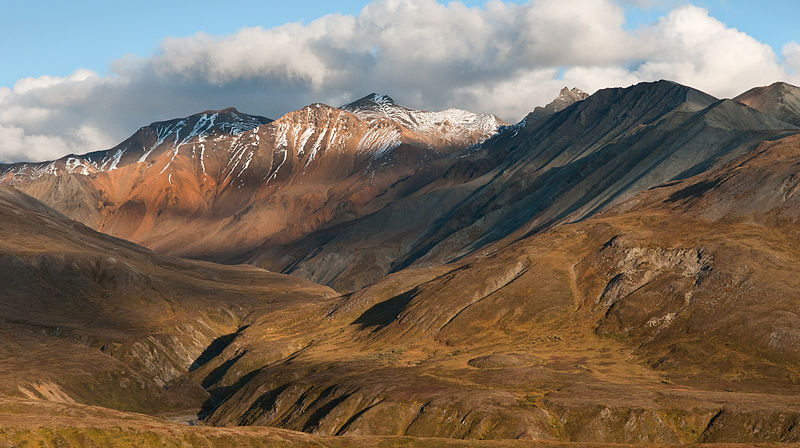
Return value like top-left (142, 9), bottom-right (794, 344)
top-left (342, 93), bottom-right (504, 146)
top-left (357, 123), bottom-right (402, 159)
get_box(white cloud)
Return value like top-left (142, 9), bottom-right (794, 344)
top-left (0, 0), bottom-right (798, 163)
top-left (561, 5), bottom-right (790, 97)
top-left (784, 41), bottom-right (800, 75)
top-left (638, 6), bottom-right (785, 96)
top-left (0, 124), bottom-right (70, 163)
top-left (11, 69), bottom-right (97, 95)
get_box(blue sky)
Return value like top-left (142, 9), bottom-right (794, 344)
top-left (1, 0), bottom-right (797, 89)
top-left (0, 0), bottom-right (372, 88)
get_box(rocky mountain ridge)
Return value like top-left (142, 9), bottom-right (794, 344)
top-left (5, 80), bottom-right (800, 444)
top-left (0, 95), bottom-right (504, 264)
top-left (250, 80), bottom-right (799, 291)
top-left (526, 86), bottom-right (589, 121)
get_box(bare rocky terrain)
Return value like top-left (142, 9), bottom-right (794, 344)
top-left (2, 81), bottom-right (800, 446)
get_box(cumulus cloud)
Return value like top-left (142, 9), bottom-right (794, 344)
top-left (561, 5), bottom-right (789, 95)
top-left (0, 0), bottom-right (798, 163)
top-left (784, 42), bottom-right (800, 75)
top-left (0, 125), bottom-right (69, 163)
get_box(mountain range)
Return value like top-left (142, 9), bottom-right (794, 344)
top-left (3, 80), bottom-right (800, 445)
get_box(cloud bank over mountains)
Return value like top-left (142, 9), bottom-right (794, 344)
top-left (1, 0), bottom-right (798, 162)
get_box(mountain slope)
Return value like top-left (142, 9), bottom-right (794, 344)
top-left (735, 81), bottom-right (800, 127)
top-left (8, 133), bottom-right (800, 442)
top-left (0, 186), bottom-right (336, 415)
top-left (6, 82), bottom-right (800, 444)
top-left (4, 81), bottom-right (798, 294)
top-left (197, 132), bottom-right (800, 441)
top-left (250, 81), bottom-right (800, 291)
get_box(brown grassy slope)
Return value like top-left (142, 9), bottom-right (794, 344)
top-left (0, 186), bottom-right (336, 415)
top-left (2, 144), bottom-right (800, 442)
top-left (1, 399), bottom-right (791, 448)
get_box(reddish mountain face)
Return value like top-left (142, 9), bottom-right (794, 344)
top-left (0, 98), bottom-right (503, 263)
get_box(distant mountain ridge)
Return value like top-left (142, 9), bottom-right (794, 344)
top-left (2, 81), bottom-right (799, 292)
top-left (0, 95), bottom-right (504, 264)
top-left (0, 108), bottom-right (271, 181)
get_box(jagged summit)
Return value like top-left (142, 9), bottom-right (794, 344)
top-left (557, 86), bottom-right (589, 102)
top-left (525, 87), bottom-right (589, 122)
top-left (526, 86), bottom-right (589, 122)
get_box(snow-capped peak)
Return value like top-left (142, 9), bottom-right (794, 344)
top-left (340, 93), bottom-right (401, 121)
top-left (341, 93), bottom-right (506, 147)
top-left (367, 93), bottom-right (396, 105)
top-left (0, 108), bottom-right (273, 183)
